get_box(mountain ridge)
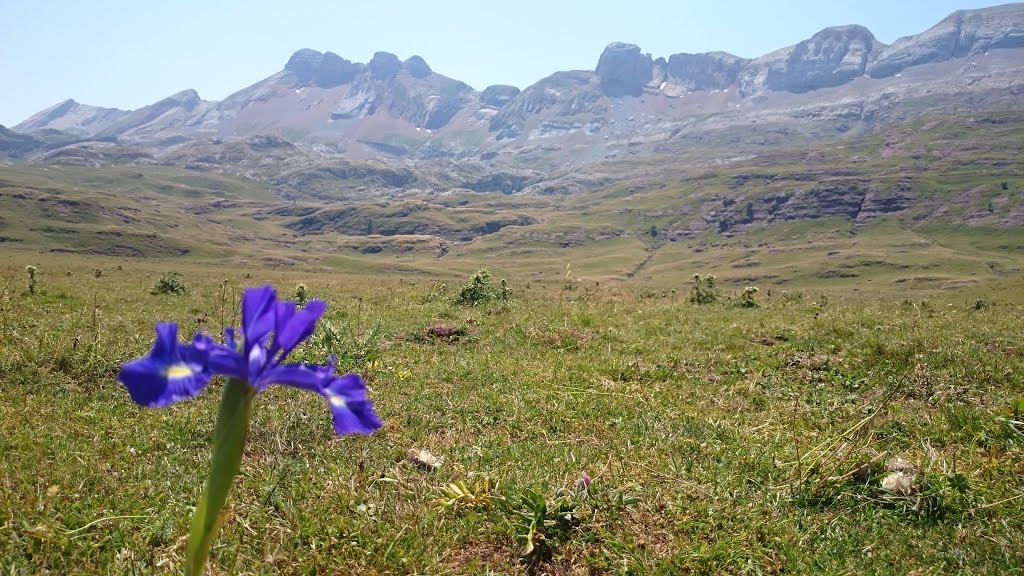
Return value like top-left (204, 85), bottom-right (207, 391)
top-left (8, 3), bottom-right (1024, 173)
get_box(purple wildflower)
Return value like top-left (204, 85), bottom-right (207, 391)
top-left (117, 285), bottom-right (382, 435)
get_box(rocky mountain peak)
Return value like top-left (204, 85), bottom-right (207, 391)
top-left (168, 89), bottom-right (202, 111)
top-left (14, 99), bottom-right (127, 137)
top-left (369, 51), bottom-right (401, 79)
top-left (480, 85), bottom-right (521, 108)
top-left (738, 24), bottom-right (881, 96)
top-left (284, 48), bottom-right (325, 82)
top-left (9, 4), bottom-right (1024, 159)
top-left (596, 42), bottom-right (653, 97)
top-left (318, 52), bottom-right (362, 87)
top-left (285, 49), bottom-right (362, 87)
top-left (404, 55), bottom-right (432, 78)
top-left (868, 2), bottom-right (1024, 78)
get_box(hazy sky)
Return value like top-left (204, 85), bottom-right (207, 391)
top-left (0, 0), bottom-right (1008, 126)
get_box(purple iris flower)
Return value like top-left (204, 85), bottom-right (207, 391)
top-left (117, 285), bottom-right (382, 435)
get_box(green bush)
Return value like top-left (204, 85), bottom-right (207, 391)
top-left (151, 272), bottom-right (189, 295)
top-left (689, 274), bottom-right (718, 305)
top-left (454, 269), bottom-right (512, 306)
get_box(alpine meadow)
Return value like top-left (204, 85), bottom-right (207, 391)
top-left (1, 2), bottom-right (1024, 574)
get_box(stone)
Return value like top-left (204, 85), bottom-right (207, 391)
top-left (881, 471), bottom-right (916, 496)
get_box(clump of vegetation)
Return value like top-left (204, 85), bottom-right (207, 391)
top-left (294, 283), bottom-right (310, 306)
top-left (738, 286), bottom-right (760, 308)
top-left (296, 318), bottom-right (382, 371)
top-left (454, 269), bottom-right (512, 306)
top-left (24, 265), bottom-right (38, 296)
top-left (512, 488), bottom-right (582, 561)
top-left (562, 263), bottom-right (577, 292)
top-left (688, 273), bottom-right (719, 304)
top-left (972, 298), bottom-right (991, 310)
top-left (419, 280), bottom-right (448, 304)
top-left (151, 272), bottom-right (189, 295)
top-left (433, 475), bottom-right (496, 512)
top-left (779, 290), bottom-right (805, 306)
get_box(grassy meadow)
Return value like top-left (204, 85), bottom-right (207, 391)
top-left (1, 250), bottom-right (1023, 575)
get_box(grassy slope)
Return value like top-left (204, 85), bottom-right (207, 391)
top-left (1, 112), bottom-right (1022, 293)
top-left (0, 253), bottom-right (1022, 574)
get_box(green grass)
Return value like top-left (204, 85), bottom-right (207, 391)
top-left (1, 252), bottom-right (1023, 574)
top-left (1, 110), bottom-right (1023, 573)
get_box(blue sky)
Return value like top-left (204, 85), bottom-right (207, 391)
top-left (0, 0), bottom-right (1007, 126)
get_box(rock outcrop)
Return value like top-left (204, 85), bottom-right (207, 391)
top-left (318, 52), bottom-right (362, 86)
top-left (596, 43), bottom-right (653, 97)
top-left (739, 25), bottom-right (881, 96)
top-left (286, 49), bottom-right (362, 87)
top-left (480, 85), bottom-right (521, 108)
top-left (284, 49), bottom-right (326, 82)
top-left (404, 55), bottom-right (432, 78)
top-left (665, 52), bottom-right (749, 91)
top-left (368, 51), bottom-right (401, 79)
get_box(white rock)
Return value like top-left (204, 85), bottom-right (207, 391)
top-left (881, 471), bottom-right (915, 496)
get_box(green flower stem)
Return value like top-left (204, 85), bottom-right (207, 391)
top-left (185, 378), bottom-right (253, 576)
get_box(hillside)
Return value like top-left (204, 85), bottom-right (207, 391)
top-left (1, 110), bottom-right (1021, 291)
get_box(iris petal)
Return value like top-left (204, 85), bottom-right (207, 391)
top-left (223, 327), bottom-right (237, 350)
top-left (329, 397), bottom-right (382, 435)
top-left (153, 322), bottom-right (178, 360)
top-left (241, 285), bottom-right (277, 346)
top-left (273, 300), bottom-right (327, 360)
top-left (208, 342), bottom-right (246, 380)
top-left (117, 324), bottom-right (213, 407)
top-left (322, 374), bottom-right (382, 435)
top-left (248, 344), bottom-right (267, 383)
top-left (258, 363), bottom-right (334, 392)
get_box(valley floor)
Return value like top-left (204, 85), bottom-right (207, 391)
top-left (1, 252), bottom-right (1023, 574)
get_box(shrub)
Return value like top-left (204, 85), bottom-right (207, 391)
top-left (294, 283), bottom-right (310, 306)
top-left (151, 273), bottom-right (189, 295)
top-left (454, 269), bottom-right (512, 306)
top-left (24, 266), bottom-right (38, 296)
top-left (739, 286), bottom-right (760, 308)
top-left (689, 274), bottom-right (718, 305)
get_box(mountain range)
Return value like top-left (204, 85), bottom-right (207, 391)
top-left (5, 3), bottom-right (1023, 176)
top-left (1, 4), bottom-right (1023, 281)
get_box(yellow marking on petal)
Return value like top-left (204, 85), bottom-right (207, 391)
top-left (164, 364), bottom-right (194, 379)
top-left (327, 391), bottom-right (346, 408)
